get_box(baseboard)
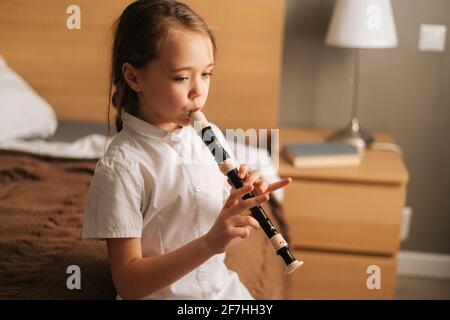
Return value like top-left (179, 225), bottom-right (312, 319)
top-left (397, 251), bottom-right (450, 280)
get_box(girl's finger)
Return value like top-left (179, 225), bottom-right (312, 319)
top-left (253, 179), bottom-right (268, 195)
top-left (245, 169), bottom-right (260, 185)
top-left (238, 164), bottom-right (247, 179)
top-left (233, 215), bottom-right (260, 230)
top-left (231, 226), bottom-right (251, 239)
top-left (224, 198), bottom-right (239, 209)
top-left (224, 183), bottom-right (253, 207)
top-left (266, 177), bottom-right (292, 193)
top-left (230, 192), bottom-right (270, 215)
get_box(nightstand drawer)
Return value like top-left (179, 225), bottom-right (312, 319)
top-left (284, 179), bottom-right (405, 255)
top-left (289, 249), bottom-right (397, 299)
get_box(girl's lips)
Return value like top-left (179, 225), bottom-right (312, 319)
top-left (188, 106), bottom-right (202, 115)
top-left (187, 108), bottom-right (202, 122)
top-left (190, 98), bottom-right (203, 113)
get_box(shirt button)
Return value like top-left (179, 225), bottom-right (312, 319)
top-left (173, 145), bottom-right (183, 156)
top-left (195, 185), bottom-right (201, 193)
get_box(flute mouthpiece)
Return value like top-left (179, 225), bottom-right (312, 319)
top-left (190, 110), bottom-right (209, 130)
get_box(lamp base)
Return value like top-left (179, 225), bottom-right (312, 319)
top-left (326, 118), bottom-right (374, 150)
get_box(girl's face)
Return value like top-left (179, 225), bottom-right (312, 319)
top-left (123, 29), bottom-right (214, 132)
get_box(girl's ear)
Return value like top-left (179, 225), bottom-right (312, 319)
top-left (122, 63), bottom-right (142, 92)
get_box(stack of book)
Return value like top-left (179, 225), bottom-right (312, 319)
top-left (283, 143), bottom-right (362, 169)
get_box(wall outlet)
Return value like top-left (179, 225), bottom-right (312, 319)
top-left (418, 24), bottom-right (447, 52)
top-left (400, 206), bottom-right (412, 242)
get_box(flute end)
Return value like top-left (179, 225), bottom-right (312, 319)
top-left (285, 260), bottom-right (303, 275)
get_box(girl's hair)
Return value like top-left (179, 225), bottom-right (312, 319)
top-left (108, 0), bottom-right (217, 134)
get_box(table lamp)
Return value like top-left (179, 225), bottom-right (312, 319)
top-left (325, 0), bottom-right (398, 149)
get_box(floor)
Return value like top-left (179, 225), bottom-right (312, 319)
top-left (395, 276), bottom-right (450, 300)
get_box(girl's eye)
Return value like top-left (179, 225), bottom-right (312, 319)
top-left (202, 72), bottom-right (213, 78)
top-left (174, 72), bottom-right (213, 82)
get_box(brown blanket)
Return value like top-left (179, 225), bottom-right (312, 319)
top-left (0, 150), bottom-right (289, 299)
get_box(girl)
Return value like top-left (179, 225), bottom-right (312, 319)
top-left (82, 0), bottom-right (292, 300)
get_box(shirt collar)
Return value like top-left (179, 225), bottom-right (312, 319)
top-left (121, 111), bottom-right (186, 142)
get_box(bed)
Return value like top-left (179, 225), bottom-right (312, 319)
top-left (0, 0), bottom-right (288, 299)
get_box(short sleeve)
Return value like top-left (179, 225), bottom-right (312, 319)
top-left (82, 159), bottom-right (144, 239)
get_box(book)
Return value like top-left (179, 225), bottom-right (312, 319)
top-left (283, 143), bottom-right (362, 169)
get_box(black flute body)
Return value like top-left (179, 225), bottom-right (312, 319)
top-left (191, 111), bottom-right (303, 275)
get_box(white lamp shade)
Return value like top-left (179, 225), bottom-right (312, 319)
top-left (326, 0), bottom-right (398, 49)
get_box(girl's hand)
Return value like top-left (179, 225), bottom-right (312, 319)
top-left (228, 164), bottom-right (293, 197)
top-left (204, 183), bottom-right (270, 255)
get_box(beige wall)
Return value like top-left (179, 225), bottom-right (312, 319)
top-left (280, 0), bottom-right (450, 254)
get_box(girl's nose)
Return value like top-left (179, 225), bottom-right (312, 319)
top-left (189, 91), bottom-right (200, 101)
top-left (190, 78), bottom-right (205, 99)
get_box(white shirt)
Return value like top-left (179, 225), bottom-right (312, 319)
top-left (82, 111), bottom-right (254, 300)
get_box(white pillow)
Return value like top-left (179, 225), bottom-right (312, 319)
top-left (0, 55), bottom-right (57, 140)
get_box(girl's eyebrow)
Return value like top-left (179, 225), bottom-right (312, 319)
top-left (170, 62), bottom-right (214, 72)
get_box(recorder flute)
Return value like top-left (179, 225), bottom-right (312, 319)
top-left (190, 110), bottom-right (303, 275)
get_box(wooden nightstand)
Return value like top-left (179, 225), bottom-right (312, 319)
top-left (277, 128), bottom-right (409, 299)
